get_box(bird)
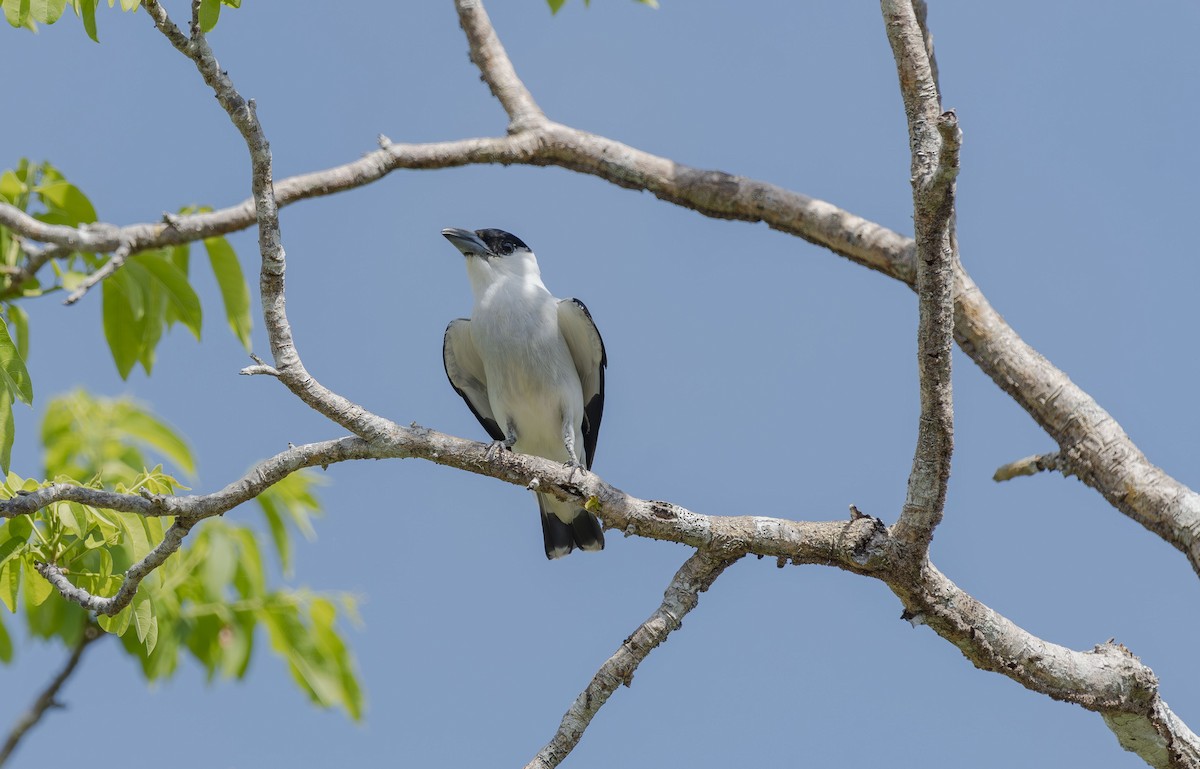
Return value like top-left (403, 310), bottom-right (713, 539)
top-left (441, 227), bottom-right (607, 559)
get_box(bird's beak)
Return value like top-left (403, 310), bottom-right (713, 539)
top-left (441, 228), bottom-right (491, 258)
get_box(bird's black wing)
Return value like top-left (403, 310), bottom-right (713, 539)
top-left (557, 298), bottom-right (606, 469)
top-left (443, 319), bottom-right (504, 442)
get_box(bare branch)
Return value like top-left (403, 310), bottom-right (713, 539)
top-left (36, 521), bottom-right (192, 615)
top-left (139, 0), bottom-right (398, 445)
top-left (993, 452), bottom-right (1063, 482)
top-left (891, 562), bottom-right (1200, 767)
top-left (454, 0), bottom-right (546, 132)
top-left (882, 1), bottom-right (958, 556)
top-left (0, 624), bottom-right (102, 767)
top-left (527, 550), bottom-right (740, 768)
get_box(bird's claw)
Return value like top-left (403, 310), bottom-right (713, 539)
top-left (563, 460), bottom-right (586, 484)
top-left (485, 439), bottom-right (515, 462)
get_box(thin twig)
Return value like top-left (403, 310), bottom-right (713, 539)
top-left (36, 522), bottom-right (191, 615)
top-left (140, 0), bottom-right (397, 445)
top-left (993, 452), bottom-right (1063, 482)
top-left (63, 239), bottom-right (132, 305)
top-left (454, 0), bottom-right (545, 131)
top-left (527, 550), bottom-right (741, 768)
top-left (0, 624), bottom-right (102, 766)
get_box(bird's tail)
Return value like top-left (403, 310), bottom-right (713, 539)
top-left (537, 492), bottom-right (605, 559)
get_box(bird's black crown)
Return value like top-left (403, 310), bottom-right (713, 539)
top-left (476, 229), bottom-right (530, 257)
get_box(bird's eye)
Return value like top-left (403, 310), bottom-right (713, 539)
top-left (498, 243), bottom-right (514, 256)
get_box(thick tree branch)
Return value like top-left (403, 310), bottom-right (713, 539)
top-left (527, 550), bottom-right (740, 769)
top-left (0, 623), bottom-right (101, 767)
top-left (890, 562), bottom-right (1198, 768)
top-left (882, 1), bottom-right (958, 556)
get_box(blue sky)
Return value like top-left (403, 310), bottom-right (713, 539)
top-left (3, 1), bottom-right (1199, 767)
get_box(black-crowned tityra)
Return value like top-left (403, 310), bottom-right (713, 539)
top-left (441, 227), bottom-right (606, 559)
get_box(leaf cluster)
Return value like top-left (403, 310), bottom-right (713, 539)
top-left (0, 390), bottom-right (364, 719)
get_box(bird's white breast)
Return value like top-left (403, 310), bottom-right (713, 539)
top-left (470, 275), bottom-right (585, 462)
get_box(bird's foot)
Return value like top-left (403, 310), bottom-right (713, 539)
top-left (563, 460), bottom-right (586, 484)
top-left (485, 440), bottom-right (514, 462)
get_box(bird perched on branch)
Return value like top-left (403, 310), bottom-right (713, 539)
top-left (441, 227), bottom-right (607, 559)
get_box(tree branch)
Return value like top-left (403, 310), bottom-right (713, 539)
top-left (527, 550), bottom-right (740, 768)
top-left (882, 0), bottom-right (958, 556)
top-left (0, 623), bottom-right (102, 767)
top-left (139, 0), bottom-right (398, 446)
top-left (890, 562), bottom-right (1200, 768)
top-left (454, 0), bottom-right (546, 132)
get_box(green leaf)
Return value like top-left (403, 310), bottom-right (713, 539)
top-left (0, 521), bottom-right (27, 564)
top-left (35, 180), bottom-right (97, 225)
top-left (163, 243), bottom-right (190, 328)
top-left (2, 514), bottom-right (33, 544)
top-left (80, 0), bottom-right (97, 41)
top-left (546, 0), bottom-right (565, 13)
top-left (231, 527), bottom-right (264, 599)
top-left (0, 558), bottom-right (19, 612)
top-left (222, 610), bottom-right (254, 678)
top-left (0, 171), bottom-right (24, 201)
top-left (201, 532), bottom-right (235, 599)
top-left (102, 274), bottom-right (142, 379)
top-left (22, 557), bottom-right (52, 607)
top-left (4, 0), bottom-right (30, 28)
top-left (132, 592), bottom-right (158, 653)
top-left (119, 0), bottom-right (137, 9)
top-left (0, 314), bottom-right (33, 405)
top-left (116, 409), bottom-right (195, 475)
top-left (0, 388), bottom-right (13, 475)
top-left (198, 0), bottom-right (218, 31)
top-left (6, 304), bottom-right (29, 361)
top-left (134, 251), bottom-right (201, 340)
top-left (116, 513), bottom-right (153, 561)
top-left (131, 262), bottom-right (163, 374)
top-left (258, 493), bottom-right (291, 576)
top-left (98, 601), bottom-right (132, 636)
top-left (204, 237), bottom-right (252, 350)
top-left (0, 614), bottom-right (11, 662)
